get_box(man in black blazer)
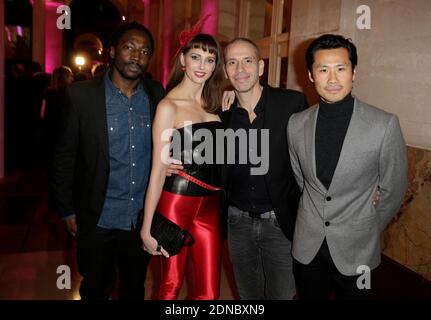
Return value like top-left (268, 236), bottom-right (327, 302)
top-left (51, 22), bottom-right (164, 300)
top-left (221, 38), bottom-right (308, 299)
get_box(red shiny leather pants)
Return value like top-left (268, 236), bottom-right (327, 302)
top-left (156, 190), bottom-right (221, 300)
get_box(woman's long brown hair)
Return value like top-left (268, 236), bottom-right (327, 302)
top-left (166, 33), bottom-right (224, 114)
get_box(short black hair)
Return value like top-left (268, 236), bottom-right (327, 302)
top-left (306, 34), bottom-right (357, 72)
top-left (109, 22), bottom-right (154, 55)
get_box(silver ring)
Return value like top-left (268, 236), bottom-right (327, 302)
top-left (156, 244), bottom-right (161, 252)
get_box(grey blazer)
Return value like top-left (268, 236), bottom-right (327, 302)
top-left (287, 98), bottom-right (408, 276)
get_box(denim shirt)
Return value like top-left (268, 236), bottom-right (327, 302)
top-left (98, 72), bottom-right (151, 230)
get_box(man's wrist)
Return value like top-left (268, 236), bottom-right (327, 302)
top-left (61, 213), bottom-right (76, 220)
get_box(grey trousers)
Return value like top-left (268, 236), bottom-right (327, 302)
top-left (227, 205), bottom-right (296, 300)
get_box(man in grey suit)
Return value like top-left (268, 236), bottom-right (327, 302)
top-left (287, 34), bottom-right (408, 299)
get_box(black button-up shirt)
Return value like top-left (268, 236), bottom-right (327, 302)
top-left (229, 87), bottom-right (272, 213)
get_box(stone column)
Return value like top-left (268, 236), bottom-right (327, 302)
top-left (161, 0), bottom-right (172, 87)
top-left (32, 0), bottom-right (46, 70)
top-left (200, 0), bottom-right (219, 36)
top-left (143, 0), bottom-right (151, 28)
top-left (0, 0), bottom-right (5, 177)
top-left (45, 2), bottom-right (64, 73)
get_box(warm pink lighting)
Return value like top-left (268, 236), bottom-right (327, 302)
top-left (31, 0), bottom-right (46, 71)
top-left (5, 27), bottom-right (11, 42)
top-left (200, 0), bottom-right (219, 36)
top-left (45, 2), bottom-right (64, 73)
top-left (16, 26), bottom-right (23, 37)
top-left (162, 0), bottom-right (173, 88)
top-left (30, 0), bottom-right (61, 7)
top-left (0, 0), bottom-right (5, 178)
top-left (143, 0), bottom-right (151, 28)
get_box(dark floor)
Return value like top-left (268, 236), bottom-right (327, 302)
top-left (0, 166), bottom-right (238, 300)
top-left (0, 166), bottom-right (430, 300)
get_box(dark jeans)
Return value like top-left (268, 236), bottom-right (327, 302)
top-left (293, 239), bottom-right (371, 300)
top-left (76, 225), bottom-right (151, 300)
top-left (227, 206), bottom-right (296, 300)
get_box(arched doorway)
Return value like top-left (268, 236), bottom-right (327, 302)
top-left (66, 0), bottom-right (122, 75)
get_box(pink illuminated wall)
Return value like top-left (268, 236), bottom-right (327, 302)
top-left (200, 0), bottom-right (219, 36)
top-left (0, 0), bottom-right (5, 177)
top-left (162, 0), bottom-right (173, 87)
top-left (143, 0), bottom-right (151, 28)
top-left (45, 2), bottom-right (64, 74)
top-left (161, 0), bottom-right (220, 86)
top-left (32, 0), bottom-right (45, 71)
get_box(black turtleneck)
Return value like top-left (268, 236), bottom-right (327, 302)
top-left (315, 93), bottom-right (354, 190)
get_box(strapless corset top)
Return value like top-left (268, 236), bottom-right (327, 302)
top-left (163, 121), bottom-right (223, 196)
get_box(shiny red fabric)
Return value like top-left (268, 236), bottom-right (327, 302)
top-left (156, 190), bottom-right (221, 300)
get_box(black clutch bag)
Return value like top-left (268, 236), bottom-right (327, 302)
top-left (150, 212), bottom-right (195, 256)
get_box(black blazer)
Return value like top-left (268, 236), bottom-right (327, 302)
top-left (51, 74), bottom-right (165, 235)
top-left (220, 84), bottom-right (308, 241)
